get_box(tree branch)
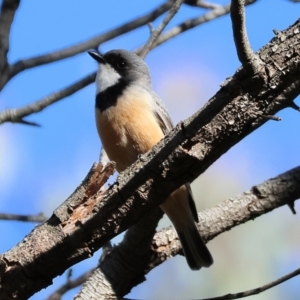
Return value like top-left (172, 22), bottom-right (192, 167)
top-left (0, 72), bottom-right (96, 126)
top-left (139, 0), bottom-right (184, 59)
top-left (46, 268), bottom-right (96, 300)
top-left (202, 266), bottom-right (300, 300)
top-left (0, 213), bottom-right (47, 223)
top-left (183, 0), bottom-right (221, 9)
top-left (75, 165), bottom-right (300, 298)
top-left (8, 1), bottom-right (173, 79)
top-left (75, 208), bottom-right (164, 299)
top-left (0, 0), bottom-right (20, 90)
top-left (137, 0), bottom-right (256, 54)
top-left (230, 0), bottom-right (262, 74)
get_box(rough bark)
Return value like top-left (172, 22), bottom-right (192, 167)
top-left (76, 166), bottom-right (300, 299)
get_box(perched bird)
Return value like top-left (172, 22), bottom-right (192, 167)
top-left (88, 49), bottom-right (213, 270)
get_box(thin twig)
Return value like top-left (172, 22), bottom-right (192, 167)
top-left (9, 1), bottom-right (173, 79)
top-left (136, 1), bottom-right (257, 55)
top-left (202, 267), bottom-right (300, 300)
top-left (184, 0), bottom-right (221, 9)
top-left (261, 114), bottom-right (281, 121)
top-left (46, 269), bottom-right (96, 300)
top-left (139, 0), bottom-right (185, 59)
top-left (0, 212), bottom-right (47, 223)
top-left (230, 0), bottom-right (262, 74)
top-left (0, 72), bottom-right (96, 125)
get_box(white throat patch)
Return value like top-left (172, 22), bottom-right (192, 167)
top-left (96, 63), bottom-right (121, 94)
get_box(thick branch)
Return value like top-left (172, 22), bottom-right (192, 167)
top-left (8, 1), bottom-right (172, 79)
top-left (0, 72), bottom-right (96, 125)
top-left (76, 166), bottom-right (300, 298)
top-left (76, 208), bottom-right (164, 299)
top-left (1, 18), bottom-right (300, 299)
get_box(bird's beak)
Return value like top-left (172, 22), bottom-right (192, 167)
top-left (88, 50), bottom-right (106, 64)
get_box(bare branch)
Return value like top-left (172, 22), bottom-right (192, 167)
top-left (76, 208), bottom-right (163, 299)
top-left (76, 165), bottom-right (300, 298)
top-left (202, 267), bottom-right (300, 300)
top-left (289, 101), bottom-right (300, 112)
top-left (0, 72), bottom-right (96, 126)
top-left (137, 0), bottom-right (257, 54)
top-left (184, 0), bottom-right (221, 9)
top-left (8, 2), bottom-right (173, 79)
top-left (46, 269), bottom-right (96, 300)
top-left (139, 0), bottom-right (184, 59)
top-left (0, 212), bottom-right (47, 223)
top-left (230, 0), bottom-right (262, 74)
top-left (0, 0), bottom-right (20, 89)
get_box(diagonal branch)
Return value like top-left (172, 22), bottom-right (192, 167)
top-left (1, 18), bottom-right (300, 299)
top-left (76, 208), bottom-right (164, 299)
top-left (76, 166), bottom-right (300, 298)
top-left (0, 0), bottom-right (20, 89)
top-left (230, 0), bottom-right (262, 74)
top-left (136, 0), bottom-right (257, 55)
top-left (33, 166), bottom-right (300, 299)
top-left (8, 1), bottom-right (173, 79)
top-left (203, 266), bottom-right (300, 300)
top-left (0, 72), bottom-right (96, 126)
top-left (46, 268), bottom-right (96, 300)
top-left (139, 0), bottom-right (184, 59)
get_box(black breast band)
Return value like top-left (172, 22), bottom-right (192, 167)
top-left (95, 79), bottom-right (127, 112)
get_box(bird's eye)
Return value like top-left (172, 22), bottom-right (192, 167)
top-left (117, 60), bottom-right (127, 69)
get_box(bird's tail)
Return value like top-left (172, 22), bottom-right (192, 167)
top-left (160, 185), bottom-right (213, 270)
top-left (175, 221), bottom-right (213, 270)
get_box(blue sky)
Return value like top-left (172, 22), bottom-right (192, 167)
top-left (1, 0), bottom-right (300, 299)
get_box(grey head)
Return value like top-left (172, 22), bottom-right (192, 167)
top-left (88, 49), bottom-right (152, 95)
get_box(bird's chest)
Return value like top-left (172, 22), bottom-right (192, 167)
top-left (95, 92), bottom-right (164, 172)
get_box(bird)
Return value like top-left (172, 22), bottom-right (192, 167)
top-left (88, 49), bottom-right (213, 270)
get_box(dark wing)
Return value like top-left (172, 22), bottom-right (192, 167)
top-left (151, 92), bottom-right (199, 222)
top-left (151, 92), bottom-right (174, 134)
top-left (186, 183), bottom-right (199, 222)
